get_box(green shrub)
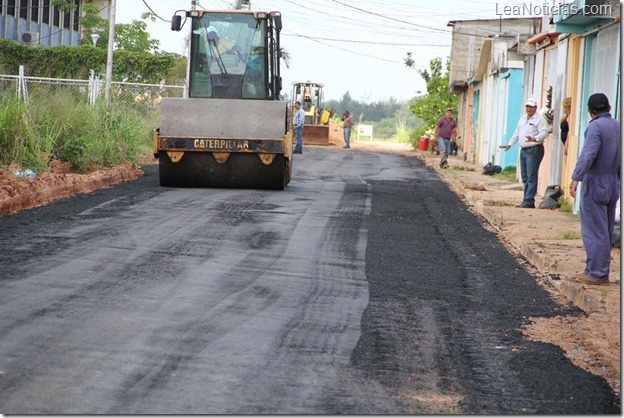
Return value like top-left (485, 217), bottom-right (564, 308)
top-left (0, 93), bottom-right (152, 173)
top-left (558, 197), bottom-right (573, 212)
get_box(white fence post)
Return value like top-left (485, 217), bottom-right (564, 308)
top-left (17, 65), bottom-right (28, 102)
top-left (88, 70), bottom-right (101, 106)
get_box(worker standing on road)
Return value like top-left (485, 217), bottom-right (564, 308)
top-left (433, 108), bottom-right (460, 168)
top-left (341, 111), bottom-right (353, 149)
top-left (569, 93), bottom-right (621, 286)
top-left (293, 101), bottom-right (305, 154)
top-left (499, 98), bottom-right (548, 208)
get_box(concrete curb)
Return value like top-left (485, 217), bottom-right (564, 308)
top-left (550, 278), bottom-right (605, 312)
top-left (522, 242), bottom-right (559, 271)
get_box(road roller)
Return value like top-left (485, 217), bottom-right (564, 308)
top-left (154, 9), bottom-right (292, 190)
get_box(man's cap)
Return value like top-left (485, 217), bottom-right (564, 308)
top-left (525, 98), bottom-right (538, 107)
top-left (445, 108), bottom-right (453, 113)
top-left (206, 26), bottom-right (219, 40)
top-left (587, 93), bottom-right (610, 112)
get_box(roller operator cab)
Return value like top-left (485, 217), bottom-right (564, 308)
top-left (154, 10), bottom-right (292, 190)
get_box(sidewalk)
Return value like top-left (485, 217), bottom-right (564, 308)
top-left (412, 147), bottom-right (620, 394)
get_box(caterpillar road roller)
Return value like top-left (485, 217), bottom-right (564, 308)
top-left (291, 81), bottom-right (334, 145)
top-left (154, 9), bottom-right (292, 189)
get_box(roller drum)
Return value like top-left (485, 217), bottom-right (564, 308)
top-left (159, 152), bottom-right (287, 190)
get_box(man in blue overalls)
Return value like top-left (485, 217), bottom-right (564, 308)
top-left (569, 93), bottom-right (621, 286)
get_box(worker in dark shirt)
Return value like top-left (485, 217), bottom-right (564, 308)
top-left (433, 108), bottom-right (460, 168)
top-left (569, 93), bottom-right (621, 286)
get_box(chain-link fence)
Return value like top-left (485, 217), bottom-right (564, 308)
top-left (0, 68), bottom-right (186, 120)
top-left (0, 68), bottom-right (188, 171)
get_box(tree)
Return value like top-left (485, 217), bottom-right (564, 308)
top-left (405, 56), bottom-right (457, 145)
top-left (280, 47), bottom-right (291, 69)
top-left (114, 20), bottom-right (161, 54)
top-left (165, 57), bottom-right (188, 85)
top-left (79, 3), bottom-right (109, 48)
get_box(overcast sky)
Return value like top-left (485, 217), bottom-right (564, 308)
top-left (115, 0), bottom-right (543, 103)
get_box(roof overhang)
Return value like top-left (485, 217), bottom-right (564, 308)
top-left (526, 30), bottom-right (560, 50)
top-left (448, 81), bottom-right (468, 95)
top-left (526, 31), bottom-right (561, 44)
top-left (552, 0), bottom-right (617, 34)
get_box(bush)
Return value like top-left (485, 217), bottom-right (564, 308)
top-left (409, 126), bottom-right (430, 149)
top-left (0, 93), bottom-right (152, 172)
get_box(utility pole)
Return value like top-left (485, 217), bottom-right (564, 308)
top-left (235, 0), bottom-right (250, 10)
top-left (104, 0), bottom-right (116, 106)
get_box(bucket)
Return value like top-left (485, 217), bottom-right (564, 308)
top-left (418, 136), bottom-right (429, 151)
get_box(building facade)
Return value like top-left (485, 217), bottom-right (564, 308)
top-left (0, 0), bottom-right (83, 46)
top-left (448, 1), bottom-right (620, 212)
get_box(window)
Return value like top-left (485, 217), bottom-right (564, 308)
top-left (32, 0), bottom-right (39, 22)
top-left (53, 3), bottom-right (59, 26)
top-left (42, 0), bottom-right (49, 25)
top-left (72, 0), bottom-right (78, 30)
top-left (19, 0), bottom-right (27, 19)
top-left (7, 0), bottom-right (16, 17)
top-left (189, 12), bottom-right (266, 99)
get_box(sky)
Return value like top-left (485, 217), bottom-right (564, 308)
top-left (114, 0), bottom-right (547, 103)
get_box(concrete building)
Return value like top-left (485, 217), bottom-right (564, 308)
top-left (549, 0), bottom-right (620, 210)
top-left (448, 1), bottom-right (620, 212)
top-left (447, 18), bottom-right (541, 165)
top-left (0, 0), bottom-right (83, 47)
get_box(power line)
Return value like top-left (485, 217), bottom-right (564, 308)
top-left (282, 33), bottom-right (450, 47)
top-left (282, 29), bottom-right (431, 69)
top-left (142, 0), bottom-right (170, 23)
top-left (325, 0), bottom-right (451, 34)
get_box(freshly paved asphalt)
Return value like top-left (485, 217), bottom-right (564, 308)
top-left (0, 147), bottom-right (618, 414)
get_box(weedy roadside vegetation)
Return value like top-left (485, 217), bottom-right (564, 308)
top-left (559, 197), bottom-right (574, 212)
top-left (0, 92), bottom-right (155, 174)
top-left (493, 166), bottom-right (517, 182)
top-left (558, 230), bottom-right (582, 240)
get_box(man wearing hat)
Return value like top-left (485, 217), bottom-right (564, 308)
top-left (499, 98), bottom-right (549, 208)
top-left (569, 93), bottom-right (620, 286)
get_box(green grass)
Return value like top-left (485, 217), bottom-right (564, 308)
top-left (558, 197), bottom-right (573, 213)
top-left (492, 165), bottom-right (517, 182)
top-left (0, 92), bottom-right (154, 173)
top-left (450, 165), bottom-right (476, 172)
top-left (558, 231), bottom-right (582, 240)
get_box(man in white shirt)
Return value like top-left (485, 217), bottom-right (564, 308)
top-left (499, 98), bottom-right (548, 208)
top-left (293, 101), bottom-right (305, 154)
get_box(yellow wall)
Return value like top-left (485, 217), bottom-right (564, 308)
top-left (561, 35), bottom-right (582, 202)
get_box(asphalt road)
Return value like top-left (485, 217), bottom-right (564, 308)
top-left (0, 146), bottom-right (619, 414)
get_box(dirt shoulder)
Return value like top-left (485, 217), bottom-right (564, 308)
top-left (0, 161), bottom-right (143, 217)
